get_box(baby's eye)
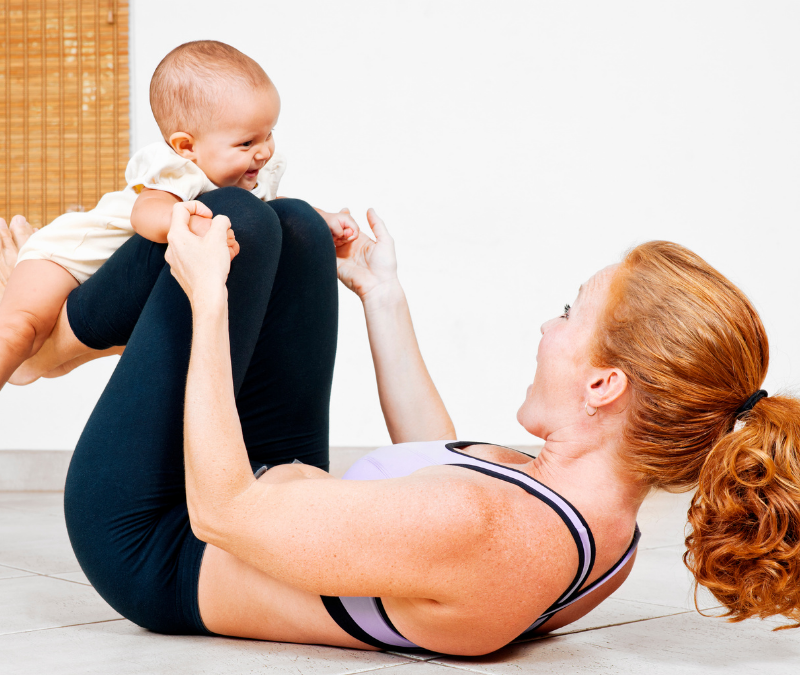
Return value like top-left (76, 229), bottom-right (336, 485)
top-left (560, 303), bottom-right (571, 319)
top-left (240, 140), bottom-right (253, 148)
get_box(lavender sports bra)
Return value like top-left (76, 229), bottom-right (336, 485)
top-left (321, 440), bottom-right (641, 651)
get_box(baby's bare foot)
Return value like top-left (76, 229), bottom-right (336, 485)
top-left (0, 215), bottom-right (36, 296)
top-left (10, 345), bottom-right (124, 386)
top-left (9, 215), bottom-right (36, 248)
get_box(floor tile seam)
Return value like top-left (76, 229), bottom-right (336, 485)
top-left (541, 608), bottom-right (695, 639)
top-left (411, 661), bottom-right (496, 675)
top-left (0, 562), bottom-right (49, 577)
top-left (329, 659), bottom-right (433, 675)
top-left (386, 652), bottom-right (440, 661)
top-left (380, 662), bottom-right (478, 674)
top-left (40, 573), bottom-right (92, 587)
top-left (0, 562), bottom-right (81, 578)
top-left (0, 572), bottom-right (38, 581)
top-left (420, 613), bottom-right (699, 674)
top-left (0, 617), bottom-right (125, 637)
top-left (611, 596), bottom-right (715, 612)
top-left (637, 543), bottom-right (687, 551)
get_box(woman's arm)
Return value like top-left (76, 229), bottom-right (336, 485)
top-left (167, 203), bottom-right (479, 599)
top-left (168, 204), bottom-right (547, 653)
top-left (337, 210), bottom-right (455, 443)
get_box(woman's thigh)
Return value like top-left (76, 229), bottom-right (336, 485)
top-left (64, 189), bottom-right (337, 633)
top-left (234, 197), bottom-right (338, 469)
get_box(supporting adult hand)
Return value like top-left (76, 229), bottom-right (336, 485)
top-left (165, 201), bottom-right (233, 306)
top-left (335, 209), bottom-right (398, 301)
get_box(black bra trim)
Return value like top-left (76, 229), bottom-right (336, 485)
top-left (320, 596), bottom-right (395, 650)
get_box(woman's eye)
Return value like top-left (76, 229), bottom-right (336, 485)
top-left (561, 303), bottom-right (571, 319)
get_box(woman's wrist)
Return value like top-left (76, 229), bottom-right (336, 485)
top-left (190, 286), bottom-right (228, 320)
top-left (361, 278), bottom-right (405, 314)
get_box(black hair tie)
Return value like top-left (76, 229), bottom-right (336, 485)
top-left (735, 390), bottom-right (768, 418)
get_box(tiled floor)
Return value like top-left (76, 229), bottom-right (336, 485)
top-left (1, 470), bottom-right (798, 673)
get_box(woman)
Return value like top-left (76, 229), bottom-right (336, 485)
top-left (30, 188), bottom-right (800, 654)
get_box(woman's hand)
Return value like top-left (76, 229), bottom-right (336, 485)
top-left (335, 209), bottom-right (398, 302)
top-left (165, 201), bottom-right (234, 307)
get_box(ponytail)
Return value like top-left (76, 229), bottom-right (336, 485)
top-left (685, 394), bottom-right (800, 628)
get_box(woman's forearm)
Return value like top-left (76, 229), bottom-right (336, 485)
top-left (183, 292), bottom-right (255, 537)
top-left (363, 281), bottom-right (455, 443)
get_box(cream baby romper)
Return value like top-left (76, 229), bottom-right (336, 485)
top-left (16, 142), bottom-right (287, 283)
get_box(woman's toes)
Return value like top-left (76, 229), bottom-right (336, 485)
top-left (9, 215), bottom-right (35, 249)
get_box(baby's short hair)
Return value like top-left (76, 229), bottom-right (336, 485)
top-left (150, 40), bottom-right (273, 138)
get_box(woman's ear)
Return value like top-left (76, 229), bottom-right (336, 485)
top-left (169, 132), bottom-right (196, 158)
top-left (586, 368), bottom-right (628, 412)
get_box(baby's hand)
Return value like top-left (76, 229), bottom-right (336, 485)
top-left (317, 208), bottom-right (360, 247)
top-left (185, 207), bottom-right (239, 260)
top-left (187, 213), bottom-right (213, 237)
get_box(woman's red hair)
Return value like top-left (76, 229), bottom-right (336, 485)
top-left (593, 241), bottom-right (800, 627)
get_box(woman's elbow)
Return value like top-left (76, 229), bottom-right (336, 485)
top-left (186, 500), bottom-right (227, 547)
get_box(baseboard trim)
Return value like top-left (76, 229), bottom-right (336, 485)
top-left (0, 449), bottom-right (74, 491)
top-left (0, 445), bottom-right (542, 491)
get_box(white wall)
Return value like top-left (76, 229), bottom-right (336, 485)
top-left (3, 0), bottom-right (799, 450)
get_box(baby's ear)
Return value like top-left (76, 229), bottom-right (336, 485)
top-left (169, 132), bottom-right (196, 158)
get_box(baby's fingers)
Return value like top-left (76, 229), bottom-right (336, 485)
top-left (226, 228), bottom-right (239, 260)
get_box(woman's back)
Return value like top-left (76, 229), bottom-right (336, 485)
top-left (199, 441), bottom-right (641, 653)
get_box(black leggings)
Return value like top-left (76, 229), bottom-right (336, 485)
top-left (63, 189), bottom-right (338, 634)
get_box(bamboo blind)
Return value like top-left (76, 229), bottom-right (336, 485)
top-left (0, 0), bottom-right (129, 228)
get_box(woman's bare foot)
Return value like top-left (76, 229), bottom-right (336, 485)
top-left (0, 216), bottom-right (37, 298)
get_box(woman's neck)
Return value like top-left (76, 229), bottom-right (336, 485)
top-left (531, 431), bottom-right (649, 515)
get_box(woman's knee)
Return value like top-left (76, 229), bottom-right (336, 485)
top-left (198, 187), bottom-right (282, 254)
top-left (267, 198), bottom-right (333, 251)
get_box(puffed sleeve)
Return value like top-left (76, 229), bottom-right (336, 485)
top-left (125, 142), bottom-right (217, 202)
top-left (250, 152), bottom-right (287, 202)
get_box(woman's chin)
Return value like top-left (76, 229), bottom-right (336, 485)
top-left (516, 408), bottom-right (543, 439)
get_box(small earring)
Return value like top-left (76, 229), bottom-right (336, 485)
top-left (585, 402), bottom-right (598, 417)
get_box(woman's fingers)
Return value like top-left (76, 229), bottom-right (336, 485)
top-left (180, 200), bottom-right (214, 219)
top-left (169, 202), bottom-right (192, 237)
top-left (170, 200), bottom-right (214, 238)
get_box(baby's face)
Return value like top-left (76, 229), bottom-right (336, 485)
top-left (190, 84), bottom-right (281, 191)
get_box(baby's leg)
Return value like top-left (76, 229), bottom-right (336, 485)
top-left (0, 259), bottom-right (78, 389)
top-left (12, 233), bottom-right (169, 384)
top-left (9, 302), bottom-right (124, 385)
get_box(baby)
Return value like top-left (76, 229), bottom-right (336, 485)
top-left (0, 40), bottom-right (357, 389)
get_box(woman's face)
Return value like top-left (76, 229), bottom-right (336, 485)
top-left (517, 264), bottom-right (618, 439)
